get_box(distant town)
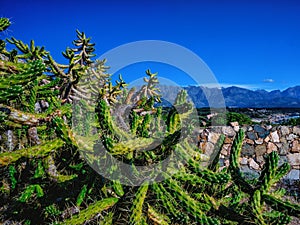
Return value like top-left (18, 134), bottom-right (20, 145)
top-left (227, 108), bottom-right (300, 124)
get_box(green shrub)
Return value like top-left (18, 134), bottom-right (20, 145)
top-left (210, 112), bottom-right (252, 126)
top-left (0, 17), bottom-right (298, 225)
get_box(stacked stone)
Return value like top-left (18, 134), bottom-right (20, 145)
top-left (198, 123), bottom-right (300, 182)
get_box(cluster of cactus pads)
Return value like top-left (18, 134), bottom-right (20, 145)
top-left (0, 17), bottom-right (299, 224)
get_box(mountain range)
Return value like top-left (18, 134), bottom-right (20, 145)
top-left (158, 85), bottom-right (300, 108)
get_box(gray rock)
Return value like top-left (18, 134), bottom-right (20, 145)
top-left (283, 169), bottom-right (300, 180)
top-left (287, 133), bottom-right (298, 141)
top-left (224, 159), bottom-right (230, 167)
top-left (291, 140), bottom-right (300, 153)
top-left (230, 122), bottom-right (239, 127)
top-left (211, 126), bottom-right (223, 133)
top-left (254, 124), bottom-right (265, 133)
top-left (287, 153), bottom-right (300, 166)
top-left (256, 155), bottom-right (265, 164)
top-left (222, 144), bottom-right (231, 151)
top-left (264, 136), bottom-right (270, 142)
top-left (258, 130), bottom-right (270, 139)
top-left (242, 144), bottom-right (255, 157)
top-left (271, 126), bottom-right (278, 132)
top-left (241, 126), bottom-right (248, 132)
top-left (266, 125), bottom-right (273, 130)
top-left (278, 143), bottom-right (289, 155)
top-left (292, 126), bottom-right (300, 136)
top-left (240, 157), bottom-right (248, 165)
top-left (208, 132), bottom-right (220, 144)
top-left (233, 126), bottom-right (240, 132)
top-left (247, 131), bottom-right (258, 140)
top-left (240, 165), bottom-right (260, 180)
top-left (245, 139), bottom-right (254, 145)
top-left (221, 148), bottom-right (228, 156)
top-left (40, 100), bottom-right (49, 109)
top-left (278, 156), bottom-right (288, 166)
top-left (267, 142), bottom-right (277, 154)
top-left (229, 122), bottom-right (239, 132)
top-left (276, 143), bottom-right (282, 148)
top-left (255, 138), bottom-right (264, 145)
top-left (3, 130), bottom-right (17, 151)
top-left (203, 142), bottom-right (215, 157)
top-left (255, 145), bottom-right (267, 157)
top-left (219, 158), bottom-right (225, 167)
top-left (224, 137), bottom-right (232, 144)
top-left (249, 158), bottom-right (260, 170)
top-left (35, 102), bottom-right (41, 113)
top-left (270, 131), bottom-right (280, 143)
top-left (280, 126), bottom-right (290, 136)
top-left (279, 137), bottom-right (287, 144)
top-left (222, 126), bottom-right (236, 137)
top-left (195, 128), bottom-right (204, 134)
top-left (28, 127), bottom-right (41, 145)
top-left (61, 206), bottom-right (80, 220)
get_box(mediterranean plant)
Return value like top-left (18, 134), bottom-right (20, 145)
top-left (0, 17), bottom-right (299, 225)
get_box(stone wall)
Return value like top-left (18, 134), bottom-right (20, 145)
top-left (198, 123), bottom-right (300, 182)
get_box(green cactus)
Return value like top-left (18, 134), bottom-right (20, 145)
top-left (63, 197), bottom-right (119, 225)
top-left (18, 184), bottom-right (44, 203)
top-left (228, 128), bottom-right (255, 194)
top-left (33, 159), bottom-right (45, 179)
top-left (76, 184), bottom-right (88, 207)
top-left (0, 17), bottom-right (10, 32)
top-left (208, 134), bottom-right (225, 171)
top-left (137, 69), bottom-right (161, 103)
top-left (0, 138), bottom-right (64, 166)
top-left (112, 179), bottom-right (125, 197)
top-left (129, 181), bottom-right (149, 224)
top-left (9, 165), bottom-right (17, 190)
top-left (0, 17), bottom-right (299, 225)
top-left (147, 204), bottom-right (170, 225)
top-left (258, 151), bottom-right (291, 193)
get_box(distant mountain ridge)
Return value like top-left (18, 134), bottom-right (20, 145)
top-left (158, 85), bottom-right (300, 108)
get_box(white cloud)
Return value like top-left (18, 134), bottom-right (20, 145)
top-left (263, 78), bottom-right (275, 83)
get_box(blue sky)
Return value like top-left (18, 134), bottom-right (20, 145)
top-left (1, 0), bottom-right (300, 91)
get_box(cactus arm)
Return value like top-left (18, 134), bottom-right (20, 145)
top-left (51, 116), bottom-right (78, 148)
top-left (251, 190), bottom-right (267, 225)
top-left (0, 17), bottom-right (10, 32)
top-left (151, 182), bottom-right (180, 217)
top-left (208, 134), bottom-right (225, 171)
top-left (263, 193), bottom-right (300, 217)
top-left (129, 181), bottom-right (149, 224)
top-left (63, 197), bottom-right (118, 225)
top-left (147, 204), bottom-right (170, 225)
top-left (112, 180), bottom-right (124, 197)
top-left (229, 129), bottom-right (244, 170)
top-left (0, 103), bottom-right (70, 126)
top-left (214, 204), bottom-right (250, 224)
top-left (0, 138), bottom-right (64, 166)
top-left (228, 129), bottom-right (254, 194)
top-left (257, 151), bottom-right (291, 193)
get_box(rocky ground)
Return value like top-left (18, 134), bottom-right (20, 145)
top-left (198, 121), bottom-right (300, 224)
top-left (198, 123), bottom-right (300, 193)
